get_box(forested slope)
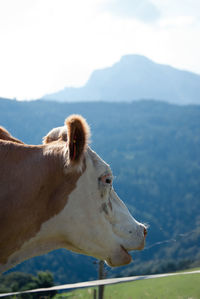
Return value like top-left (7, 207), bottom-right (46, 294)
top-left (1, 98), bottom-right (200, 283)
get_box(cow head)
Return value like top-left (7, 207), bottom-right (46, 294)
top-left (43, 115), bottom-right (147, 267)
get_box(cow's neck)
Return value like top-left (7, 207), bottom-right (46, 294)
top-left (0, 142), bottom-right (82, 272)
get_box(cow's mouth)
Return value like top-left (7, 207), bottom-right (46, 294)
top-left (120, 245), bottom-right (132, 263)
top-left (105, 245), bottom-right (132, 267)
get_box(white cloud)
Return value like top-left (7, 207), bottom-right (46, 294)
top-left (159, 16), bottom-right (196, 27)
top-left (151, 0), bottom-right (200, 18)
top-left (100, 0), bottom-right (160, 22)
top-left (0, 0), bottom-right (199, 99)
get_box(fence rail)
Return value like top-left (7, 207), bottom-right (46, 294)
top-left (0, 270), bottom-right (199, 298)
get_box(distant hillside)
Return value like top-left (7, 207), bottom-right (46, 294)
top-left (1, 98), bottom-right (200, 284)
top-left (43, 55), bottom-right (200, 105)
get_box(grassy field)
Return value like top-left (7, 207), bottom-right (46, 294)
top-left (53, 268), bottom-right (200, 299)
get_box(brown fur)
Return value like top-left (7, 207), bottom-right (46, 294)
top-left (0, 127), bottom-right (24, 144)
top-left (65, 115), bottom-right (90, 162)
top-left (0, 115), bottom-right (87, 265)
top-left (43, 135), bottom-right (54, 144)
top-left (42, 115), bottom-right (90, 150)
top-left (43, 128), bottom-right (68, 144)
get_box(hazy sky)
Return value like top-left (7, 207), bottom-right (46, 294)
top-left (0, 0), bottom-right (200, 100)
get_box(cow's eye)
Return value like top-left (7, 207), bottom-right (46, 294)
top-left (100, 174), bottom-right (112, 185)
top-left (105, 178), bottom-right (112, 184)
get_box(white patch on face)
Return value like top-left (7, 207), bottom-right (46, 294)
top-left (45, 146), bottom-right (146, 266)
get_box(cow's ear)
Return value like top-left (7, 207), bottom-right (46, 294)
top-left (65, 115), bottom-right (90, 162)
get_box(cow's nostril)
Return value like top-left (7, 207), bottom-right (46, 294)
top-left (144, 227), bottom-right (147, 237)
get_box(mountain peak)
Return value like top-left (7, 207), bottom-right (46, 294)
top-left (120, 54), bottom-right (152, 64)
top-left (43, 55), bottom-right (200, 105)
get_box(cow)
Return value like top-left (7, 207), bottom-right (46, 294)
top-left (0, 115), bottom-right (147, 273)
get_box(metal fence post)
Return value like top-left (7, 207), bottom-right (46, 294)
top-left (98, 260), bottom-right (105, 299)
top-left (93, 288), bottom-right (97, 299)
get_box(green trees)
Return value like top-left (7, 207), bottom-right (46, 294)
top-left (0, 271), bottom-right (56, 298)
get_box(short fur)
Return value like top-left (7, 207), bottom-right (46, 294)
top-left (65, 115), bottom-right (90, 162)
top-left (43, 127), bottom-right (68, 144)
top-left (0, 127), bottom-right (24, 144)
top-left (0, 118), bottom-right (86, 267)
top-left (0, 115), bottom-right (146, 273)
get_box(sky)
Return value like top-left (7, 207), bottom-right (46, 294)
top-left (0, 0), bottom-right (200, 100)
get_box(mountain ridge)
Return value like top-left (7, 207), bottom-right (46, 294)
top-left (43, 55), bottom-right (200, 105)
